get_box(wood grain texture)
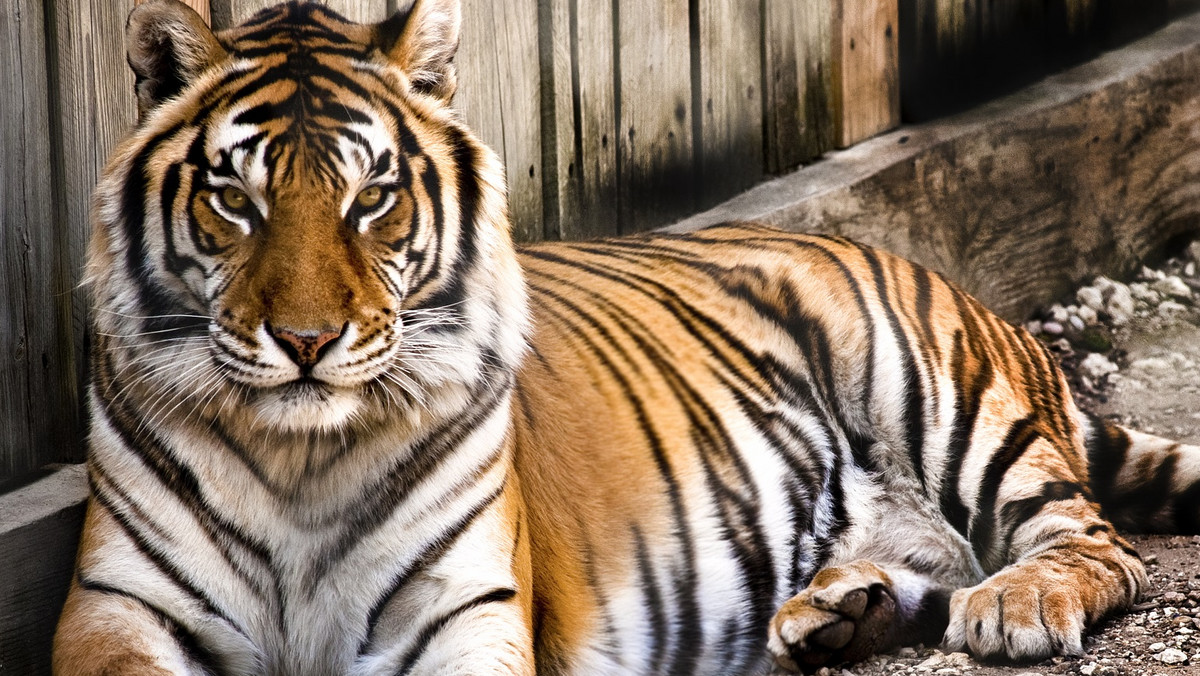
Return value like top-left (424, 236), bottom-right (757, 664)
top-left (43, 0), bottom-right (143, 478)
top-left (0, 465), bottom-right (87, 676)
top-left (833, 0), bottom-right (899, 147)
top-left (0, 0), bottom-right (75, 484)
top-left (763, 0), bottom-right (835, 174)
top-left (454, 0), bottom-right (543, 242)
top-left (616, 0), bottom-right (694, 233)
top-left (542, 0), bottom-right (618, 240)
top-left (135, 0), bottom-right (210, 23)
top-left (210, 0), bottom-right (386, 28)
top-left (695, 0), bottom-right (762, 209)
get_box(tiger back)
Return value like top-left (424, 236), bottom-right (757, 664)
top-left (55, 1), bottom-right (1200, 675)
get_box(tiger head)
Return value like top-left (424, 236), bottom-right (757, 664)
top-left (89, 0), bottom-right (527, 434)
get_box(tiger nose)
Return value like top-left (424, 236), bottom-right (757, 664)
top-left (268, 324), bottom-right (344, 369)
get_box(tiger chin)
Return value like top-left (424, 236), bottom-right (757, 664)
top-left (54, 1), bottom-right (1199, 675)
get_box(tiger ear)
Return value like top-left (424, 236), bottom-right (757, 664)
top-left (376, 0), bottom-right (462, 102)
top-left (126, 0), bottom-right (227, 119)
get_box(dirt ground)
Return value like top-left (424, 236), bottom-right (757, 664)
top-left (781, 277), bottom-right (1200, 676)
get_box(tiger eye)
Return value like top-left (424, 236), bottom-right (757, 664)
top-left (220, 187), bottom-right (249, 211)
top-left (356, 186), bottom-right (384, 209)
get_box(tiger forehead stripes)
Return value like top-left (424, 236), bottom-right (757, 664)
top-left (55, 1), bottom-right (1200, 675)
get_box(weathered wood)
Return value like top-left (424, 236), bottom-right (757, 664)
top-left (0, 465), bottom-right (87, 676)
top-left (832, 0), bottom-right (899, 147)
top-left (763, 0), bottom-right (836, 174)
top-left (0, 0), bottom-right (75, 484)
top-left (695, 0), bottom-right (762, 209)
top-left (616, 0), bottom-right (693, 233)
top-left (670, 12), bottom-right (1200, 323)
top-left (136, 0), bottom-right (210, 23)
top-left (541, 0), bottom-right (618, 240)
top-left (210, 0), bottom-right (386, 28)
top-left (454, 0), bottom-right (543, 242)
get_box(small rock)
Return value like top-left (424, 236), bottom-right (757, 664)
top-left (1077, 305), bottom-right (1098, 325)
top-left (1159, 300), bottom-right (1189, 317)
top-left (1150, 642), bottom-right (1168, 652)
top-left (1080, 663), bottom-right (1097, 675)
top-left (1077, 286), bottom-right (1105, 311)
top-left (1049, 304), bottom-right (1070, 322)
top-left (1025, 320), bottom-right (1043, 335)
top-left (1069, 315), bottom-right (1086, 332)
top-left (1188, 240), bottom-right (1200, 262)
top-left (1106, 285), bottom-right (1136, 325)
top-left (1186, 261), bottom-right (1196, 277)
top-left (1164, 591), bottom-right (1188, 605)
top-left (1079, 353), bottom-right (1119, 380)
top-left (1130, 282), bottom-right (1159, 305)
top-left (1153, 275), bottom-right (1192, 299)
top-left (1156, 647), bottom-right (1188, 664)
top-left (1043, 321), bottom-right (1064, 336)
top-left (1093, 276), bottom-right (1117, 295)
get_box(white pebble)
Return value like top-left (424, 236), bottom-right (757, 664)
top-left (1157, 647), bottom-right (1188, 664)
top-left (1150, 642), bottom-right (1168, 652)
top-left (1069, 315), bottom-right (1085, 331)
top-left (1188, 240), bottom-right (1200, 262)
top-left (1049, 304), bottom-right (1070, 322)
top-left (1025, 320), bottom-right (1043, 335)
top-left (1159, 300), bottom-right (1189, 317)
top-left (1042, 321), bottom-right (1064, 336)
top-left (1153, 275), bottom-right (1192, 299)
top-left (1130, 282), bottom-right (1159, 304)
top-left (1080, 663), bottom-right (1097, 675)
top-left (1077, 286), bottom-right (1105, 311)
top-left (1186, 261), bottom-right (1196, 277)
top-left (1079, 353), bottom-right (1119, 379)
top-left (1077, 305), bottom-right (1098, 325)
top-left (1105, 285), bottom-right (1135, 325)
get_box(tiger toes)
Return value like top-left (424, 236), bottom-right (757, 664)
top-left (768, 560), bottom-right (897, 672)
top-left (943, 565), bottom-right (1087, 661)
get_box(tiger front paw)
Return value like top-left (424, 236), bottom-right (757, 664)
top-left (942, 566), bottom-right (1084, 662)
top-left (767, 560), bottom-right (898, 673)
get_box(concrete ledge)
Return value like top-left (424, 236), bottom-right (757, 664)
top-left (0, 464), bottom-right (86, 675)
top-left (666, 10), bottom-right (1200, 321)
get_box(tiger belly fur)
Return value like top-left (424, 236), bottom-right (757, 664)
top-left (54, 1), bottom-right (1200, 675)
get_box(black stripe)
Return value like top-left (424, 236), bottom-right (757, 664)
top-left (970, 415), bottom-right (1042, 562)
top-left (633, 526), bottom-right (669, 676)
top-left (77, 575), bottom-right (225, 675)
top-left (854, 242), bottom-right (927, 488)
top-left (360, 482), bottom-right (507, 652)
top-left (392, 587), bottom-right (518, 676)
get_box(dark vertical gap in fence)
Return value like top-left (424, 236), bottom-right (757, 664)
top-left (610, 0), bottom-right (623, 234)
top-left (538, 0), bottom-right (560, 241)
top-left (567, 0), bottom-right (585, 236)
top-left (688, 0), bottom-right (703, 219)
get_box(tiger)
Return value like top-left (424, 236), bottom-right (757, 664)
top-left (53, 0), bottom-right (1200, 674)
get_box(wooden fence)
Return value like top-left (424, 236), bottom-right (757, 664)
top-left (0, 0), bottom-right (1186, 487)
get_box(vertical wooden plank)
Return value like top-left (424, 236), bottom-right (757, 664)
top-left (542, 0), bottom-right (618, 240)
top-left (211, 0), bottom-right (386, 29)
top-left (696, 0), bottom-right (762, 208)
top-left (136, 0), bottom-right (210, 22)
top-left (455, 0), bottom-right (543, 242)
top-left (833, 0), bottom-right (899, 147)
top-left (41, 1), bottom-right (145, 478)
top-left (763, 0), bottom-right (835, 173)
top-left (617, 0), bottom-right (693, 233)
top-left (0, 0), bottom-right (67, 483)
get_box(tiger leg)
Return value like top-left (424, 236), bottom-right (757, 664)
top-left (942, 434), bottom-right (1147, 661)
top-left (769, 471), bottom-right (982, 672)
